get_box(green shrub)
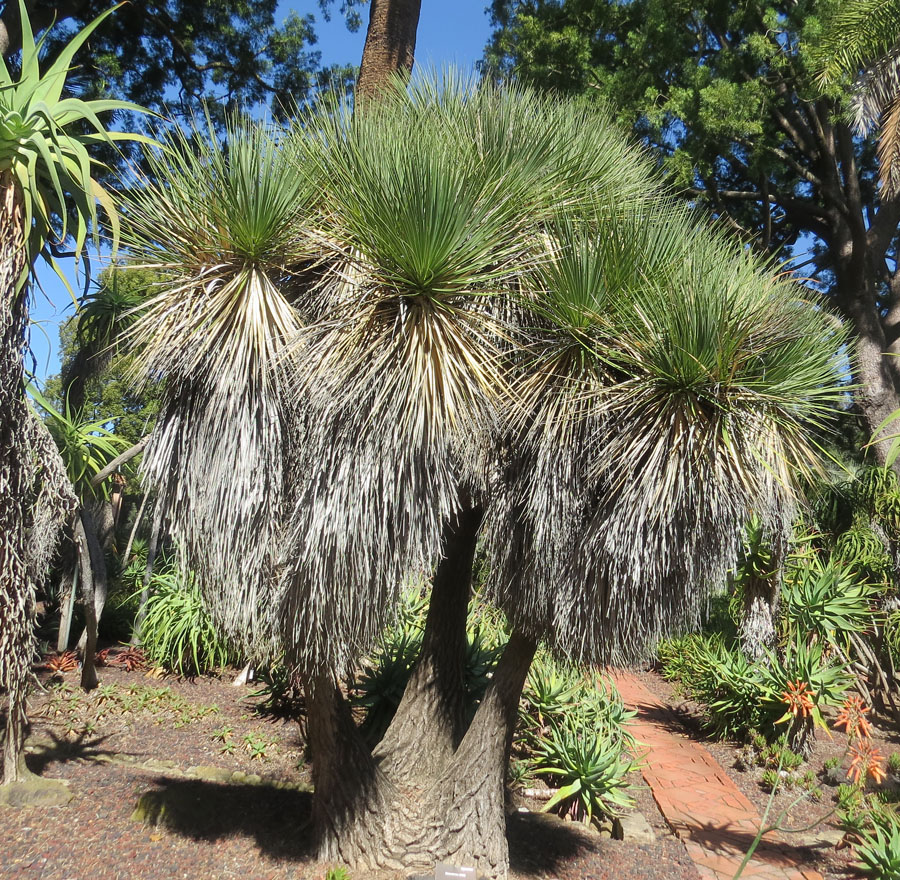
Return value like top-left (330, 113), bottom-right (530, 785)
top-left (354, 626), bottom-right (423, 744)
top-left (532, 712), bottom-right (635, 825)
top-left (781, 559), bottom-right (880, 647)
top-left (137, 570), bottom-right (235, 676)
top-left (856, 808), bottom-right (900, 880)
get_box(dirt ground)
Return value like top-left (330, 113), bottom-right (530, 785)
top-left (0, 660), bottom-right (699, 880)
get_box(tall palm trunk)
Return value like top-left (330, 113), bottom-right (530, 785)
top-left (0, 172), bottom-right (35, 784)
top-left (356, 0), bottom-right (422, 102)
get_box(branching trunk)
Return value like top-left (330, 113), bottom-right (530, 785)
top-left (375, 506), bottom-right (482, 783)
top-left (308, 625), bottom-right (537, 879)
top-left (395, 630), bottom-right (538, 878)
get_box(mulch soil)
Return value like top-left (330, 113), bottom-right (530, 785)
top-left (0, 659), bottom-right (699, 880)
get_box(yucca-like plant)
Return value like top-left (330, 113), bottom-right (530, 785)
top-left (122, 115), bottom-right (317, 659)
top-left (124, 74), bottom-right (846, 877)
top-left (484, 199), bottom-right (844, 668)
top-left (0, 0), bottom-right (147, 785)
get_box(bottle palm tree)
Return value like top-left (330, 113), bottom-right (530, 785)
top-left (0, 0), bottom-right (148, 785)
top-left (122, 76), bottom-right (845, 877)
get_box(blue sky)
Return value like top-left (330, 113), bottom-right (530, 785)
top-left (28, 1), bottom-right (495, 383)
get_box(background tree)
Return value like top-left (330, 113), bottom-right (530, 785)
top-left (356, 0), bottom-right (422, 100)
top-left (0, 0), bottom-right (365, 123)
top-left (813, 0), bottom-right (900, 197)
top-left (486, 0), bottom-right (900, 467)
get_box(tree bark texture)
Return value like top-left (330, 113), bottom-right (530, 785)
top-left (75, 511), bottom-right (98, 691)
top-left (356, 0), bottom-right (422, 103)
top-left (375, 506), bottom-right (483, 783)
top-left (739, 573), bottom-right (780, 663)
top-left (306, 617), bottom-right (538, 879)
top-left (0, 173), bottom-right (76, 783)
top-left (75, 504), bottom-right (107, 658)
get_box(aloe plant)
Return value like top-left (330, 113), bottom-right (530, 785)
top-left (0, 0), bottom-right (147, 784)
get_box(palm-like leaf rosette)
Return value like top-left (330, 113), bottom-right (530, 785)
top-left (125, 74), bottom-right (846, 678)
top-left (0, 0), bottom-right (151, 288)
top-left (122, 116), bottom-right (317, 657)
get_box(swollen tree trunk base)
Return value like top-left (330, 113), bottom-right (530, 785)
top-left (310, 631), bottom-right (538, 879)
top-left (1, 685), bottom-right (32, 785)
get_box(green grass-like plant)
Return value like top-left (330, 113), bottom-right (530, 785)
top-left (857, 809), bottom-right (900, 880)
top-left (137, 570), bottom-right (236, 676)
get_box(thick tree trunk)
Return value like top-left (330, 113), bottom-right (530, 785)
top-left (843, 292), bottom-right (900, 468)
top-left (375, 506), bottom-right (482, 782)
top-left (309, 628), bottom-right (537, 879)
top-left (306, 672), bottom-right (394, 869)
top-left (397, 630), bottom-right (538, 878)
top-left (0, 173), bottom-right (33, 785)
top-left (356, 0), bottom-right (422, 102)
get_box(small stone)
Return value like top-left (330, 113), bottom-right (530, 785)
top-left (799, 827), bottom-right (845, 848)
top-left (231, 770), bottom-right (246, 783)
top-left (612, 811), bottom-right (656, 844)
top-left (825, 766), bottom-right (846, 786)
top-left (0, 778), bottom-right (72, 808)
top-left (245, 773), bottom-right (262, 785)
top-left (187, 765), bottom-right (233, 783)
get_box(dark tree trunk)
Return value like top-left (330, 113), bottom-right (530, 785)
top-left (375, 506), bottom-right (482, 783)
top-left (832, 246), bottom-right (900, 470)
top-left (76, 505), bottom-right (107, 657)
top-left (307, 626), bottom-right (538, 879)
top-left (75, 511), bottom-right (98, 691)
top-left (306, 672), bottom-right (393, 869)
top-left (395, 630), bottom-right (539, 878)
top-left (356, 0), bottom-right (422, 102)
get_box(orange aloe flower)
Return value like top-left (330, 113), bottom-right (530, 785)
top-left (847, 740), bottom-right (887, 785)
top-left (834, 695), bottom-right (873, 742)
top-left (780, 680), bottom-right (814, 718)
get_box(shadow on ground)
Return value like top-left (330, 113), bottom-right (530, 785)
top-left (506, 810), bottom-right (602, 875)
top-left (134, 776), bottom-right (315, 861)
top-left (25, 730), bottom-right (117, 773)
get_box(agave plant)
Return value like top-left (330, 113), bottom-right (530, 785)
top-left (0, 0), bottom-right (147, 784)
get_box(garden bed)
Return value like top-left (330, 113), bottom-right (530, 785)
top-left (634, 666), bottom-right (900, 880)
top-left (0, 663), bottom-right (698, 880)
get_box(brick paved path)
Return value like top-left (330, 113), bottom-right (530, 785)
top-left (610, 672), bottom-right (824, 880)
